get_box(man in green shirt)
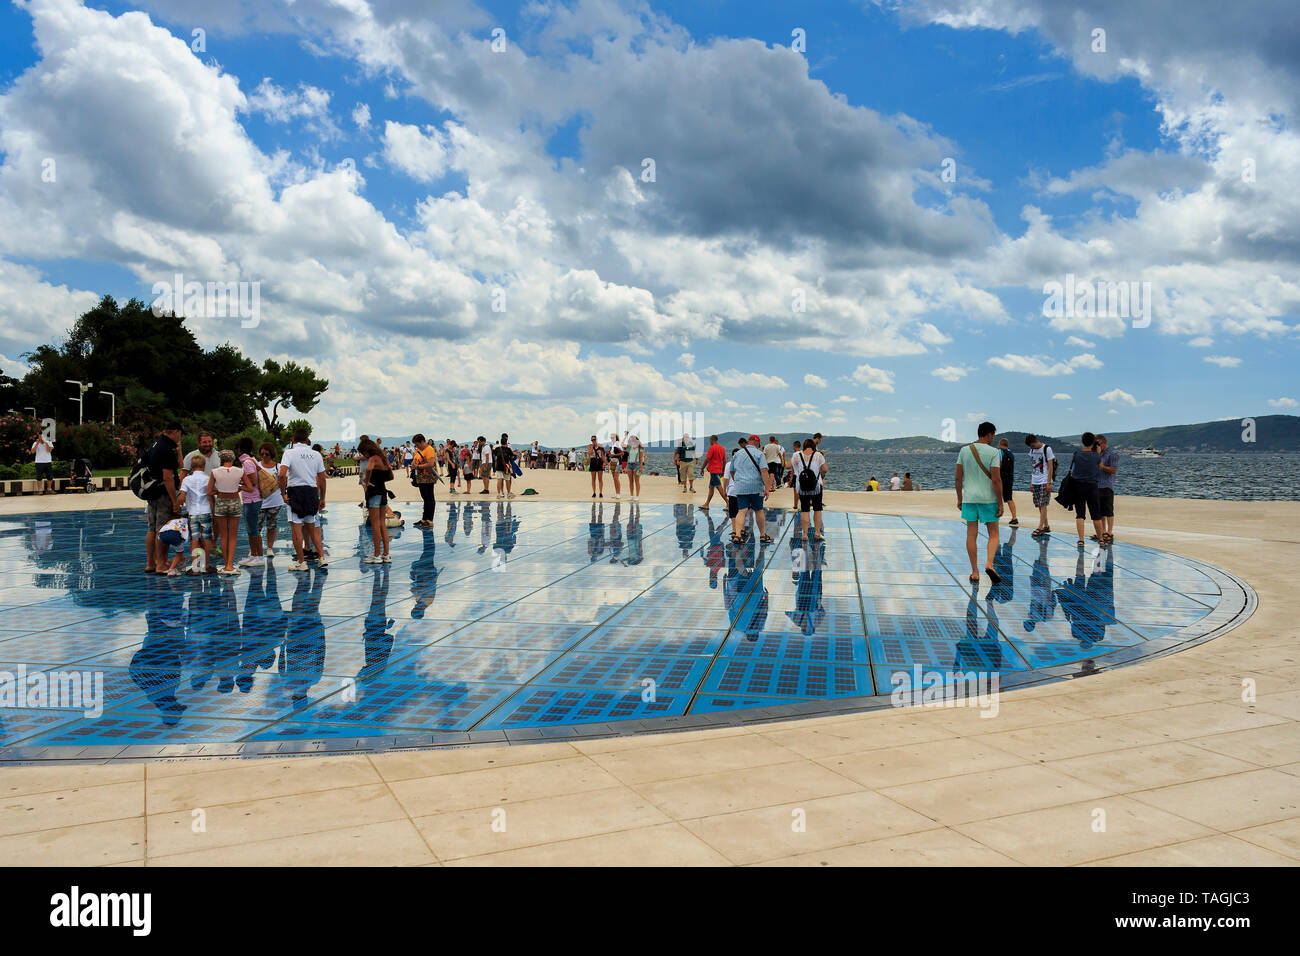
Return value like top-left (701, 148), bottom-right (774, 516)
top-left (955, 421), bottom-right (1005, 585)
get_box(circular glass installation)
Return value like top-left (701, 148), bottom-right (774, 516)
top-left (0, 502), bottom-right (1251, 759)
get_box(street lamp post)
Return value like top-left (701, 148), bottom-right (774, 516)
top-left (65, 380), bottom-right (93, 425)
top-left (100, 390), bottom-right (116, 426)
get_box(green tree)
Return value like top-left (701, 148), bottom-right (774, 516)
top-left (254, 359), bottom-right (329, 438)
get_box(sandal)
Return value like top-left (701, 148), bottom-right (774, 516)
top-left (760, 534), bottom-right (773, 544)
top-left (968, 574), bottom-right (980, 583)
top-left (985, 566), bottom-right (1001, 584)
top-left (730, 534), bottom-right (742, 545)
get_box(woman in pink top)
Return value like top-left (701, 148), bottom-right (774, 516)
top-left (236, 437), bottom-right (266, 568)
top-left (208, 450), bottom-right (245, 574)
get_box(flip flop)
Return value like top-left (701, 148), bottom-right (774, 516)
top-left (968, 574), bottom-right (980, 583)
top-left (985, 567), bottom-right (1001, 584)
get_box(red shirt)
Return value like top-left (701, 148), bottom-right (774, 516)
top-left (705, 443), bottom-right (726, 474)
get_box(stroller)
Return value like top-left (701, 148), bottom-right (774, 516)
top-left (63, 458), bottom-right (95, 493)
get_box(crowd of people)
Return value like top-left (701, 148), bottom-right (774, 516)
top-left (136, 422), bottom-right (1119, 579)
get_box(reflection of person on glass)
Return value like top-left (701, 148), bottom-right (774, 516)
top-left (409, 524), bottom-right (440, 620)
top-left (725, 535), bottom-right (769, 641)
top-left (674, 503), bottom-right (696, 557)
top-left (605, 501), bottom-right (624, 563)
top-left (701, 510), bottom-right (726, 589)
top-left (956, 588), bottom-right (1002, 671)
top-left (786, 537), bottom-right (826, 635)
top-left (241, 559), bottom-right (287, 685)
top-left (282, 568), bottom-right (327, 703)
top-left (359, 561), bottom-right (394, 679)
top-left (477, 502), bottom-right (490, 553)
top-left (444, 500), bottom-right (459, 546)
top-left (987, 527), bottom-right (1016, 604)
top-left (623, 504), bottom-right (643, 566)
top-left (1056, 550), bottom-right (1106, 648)
top-left (1023, 535), bottom-right (1057, 633)
top-left (131, 578), bottom-right (188, 723)
top-left (587, 502), bottom-right (607, 562)
top-left (493, 502), bottom-right (520, 564)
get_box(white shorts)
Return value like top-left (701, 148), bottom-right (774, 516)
top-left (289, 509), bottom-right (320, 526)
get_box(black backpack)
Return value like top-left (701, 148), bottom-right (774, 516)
top-left (129, 443), bottom-right (165, 501)
top-left (796, 452), bottom-right (819, 494)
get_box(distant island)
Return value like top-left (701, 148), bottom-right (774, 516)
top-left (642, 415), bottom-right (1300, 454)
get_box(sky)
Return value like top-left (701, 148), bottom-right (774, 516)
top-left (0, 0), bottom-right (1297, 445)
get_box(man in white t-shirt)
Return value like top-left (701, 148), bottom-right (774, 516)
top-left (31, 434), bottom-right (55, 494)
top-left (1025, 434), bottom-right (1056, 536)
top-left (889, 473), bottom-right (902, 491)
top-left (278, 428), bottom-right (328, 570)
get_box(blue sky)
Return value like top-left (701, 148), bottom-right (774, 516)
top-left (0, 0), bottom-right (1296, 444)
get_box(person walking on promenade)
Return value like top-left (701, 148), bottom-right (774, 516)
top-left (608, 434), bottom-right (624, 499)
top-left (700, 435), bottom-right (728, 511)
top-left (359, 437), bottom-right (393, 563)
top-left (675, 433), bottom-right (697, 494)
top-left (209, 450), bottom-right (245, 575)
top-left (729, 435), bottom-right (774, 545)
top-left (955, 421), bottom-right (1004, 585)
top-left (998, 438), bottom-right (1019, 526)
top-left (412, 433), bottom-right (439, 526)
top-left (1097, 435), bottom-right (1118, 545)
top-left (625, 434), bottom-right (643, 501)
top-left (493, 433), bottom-right (516, 499)
top-left (31, 431), bottom-right (54, 494)
top-left (791, 438), bottom-right (828, 540)
top-left (1025, 434), bottom-right (1056, 537)
top-left (1067, 432), bottom-right (1106, 548)
top-left (763, 436), bottom-right (784, 487)
top-left (178, 452), bottom-right (216, 575)
top-left (236, 438), bottom-right (265, 569)
top-left (279, 428), bottom-right (328, 571)
top-left (256, 442), bottom-right (283, 558)
top-left (587, 435), bottom-right (605, 497)
top-left (478, 436), bottom-right (493, 494)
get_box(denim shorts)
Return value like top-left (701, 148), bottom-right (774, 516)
top-left (733, 492), bottom-right (764, 512)
top-left (243, 501), bottom-right (262, 537)
top-left (366, 493), bottom-right (386, 509)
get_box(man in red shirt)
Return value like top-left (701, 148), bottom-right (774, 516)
top-left (700, 434), bottom-right (728, 511)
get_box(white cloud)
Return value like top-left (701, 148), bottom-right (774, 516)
top-left (1052, 392), bottom-right (1071, 400)
top-left (1188, 336), bottom-right (1214, 348)
top-left (1203, 355), bottom-right (1242, 368)
top-left (1064, 335), bottom-right (1094, 348)
top-left (832, 395), bottom-right (855, 403)
top-left (381, 121), bottom-right (450, 182)
top-left (804, 373), bottom-right (828, 388)
top-left (677, 352), bottom-right (694, 369)
top-left (1098, 387), bottom-right (1153, 407)
top-left (987, 354), bottom-right (1072, 376)
top-left (352, 103), bottom-right (371, 130)
top-left (849, 363), bottom-right (895, 392)
top-left (1267, 397), bottom-right (1297, 408)
top-left (930, 365), bottom-right (967, 382)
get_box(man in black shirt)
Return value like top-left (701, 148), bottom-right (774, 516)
top-left (144, 423), bottom-right (183, 573)
top-left (997, 438), bottom-right (1018, 526)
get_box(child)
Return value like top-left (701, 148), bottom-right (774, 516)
top-left (177, 453), bottom-right (216, 574)
top-left (156, 517), bottom-right (191, 576)
top-left (209, 450), bottom-right (244, 574)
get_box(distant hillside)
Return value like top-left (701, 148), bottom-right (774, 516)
top-left (643, 416), bottom-right (1299, 455)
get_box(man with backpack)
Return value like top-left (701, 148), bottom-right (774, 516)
top-left (493, 433), bottom-right (516, 499)
top-left (1025, 433), bottom-right (1056, 537)
top-left (791, 438), bottom-right (828, 539)
top-left (136, 423), bottom-right (184, 574)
